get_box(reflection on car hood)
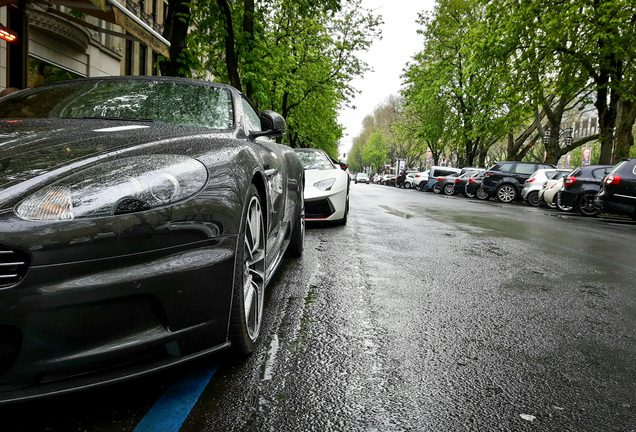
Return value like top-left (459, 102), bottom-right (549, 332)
top-left (0, 118), bottom-right (227, 207)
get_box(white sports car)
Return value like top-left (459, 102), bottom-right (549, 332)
top-left (294, 148), bottom-right (350, 224)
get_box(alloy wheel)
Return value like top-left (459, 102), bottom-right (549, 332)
top-left (578, 193), bottom-right (600, 217)
top-left (243, 195), bottom-right (266, 341)
top-left (527, 191), bottom-right (541, 207)
top-left (496, 184), bottom-right (517, 203)
top-left (476, 187), bottom-right (489, 200)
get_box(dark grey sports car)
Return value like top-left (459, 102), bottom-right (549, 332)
top-left (0, 76), bottom-right (305, 403)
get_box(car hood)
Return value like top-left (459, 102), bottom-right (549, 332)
top-left (304, 168), bottom-right (342, 183)
top-left (0, 119), bottom-right (229, 207)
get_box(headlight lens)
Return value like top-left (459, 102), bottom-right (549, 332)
top-left (16, 155), bottom-right (208, 221)
top-left (313, 178), bottom-right (336, 191)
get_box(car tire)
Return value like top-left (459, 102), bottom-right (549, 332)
top-left (556, 192), bottom-right (573, 212)
top-left (526, 191), bottom-right (541, 207)
top-left (545, 200), bottom-right (557, 209)
top-left (433, 186), bottom-right (441, 194)
top-left (476, 187), bottom-right (489, 200)
top-left (496, 184), bottom-right (517, 203)
top-left (229, 184), bottom-right (266, 356)
top-left (404, 182), bottom-right (412, 189)
top-left (286, 191), bottom-right (305, 257)
top-left (443, 184), bottom-right (455, 196)
top-left (463, 189), bottom-right (475, 198)
top-left (339, 192), bottom-right (349, 225)
top-left (578, 192), bottom-right (600, 217)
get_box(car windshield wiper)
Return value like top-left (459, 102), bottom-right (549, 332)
top-left (81, 116), bottom-right (155, 122)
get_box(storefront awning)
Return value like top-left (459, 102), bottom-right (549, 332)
top-left (48, 0), bottom-right (171, 58)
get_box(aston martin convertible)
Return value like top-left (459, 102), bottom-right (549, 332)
top-left (0, 76), bottom-right (305, 403)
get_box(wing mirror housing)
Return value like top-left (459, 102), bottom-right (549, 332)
top-left (329, 156), bottom-right (348, 171)
top-left (250, 110), bottom-right (287, 139)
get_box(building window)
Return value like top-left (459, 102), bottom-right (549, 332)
top-left (152, 51), bottom-right (160, 76)
top-left (125, 39), bottom-right (133, 75)
top-left (139, 44), bottom-right (147, 76)
top-left (28, 57), bottom-right (83, 88)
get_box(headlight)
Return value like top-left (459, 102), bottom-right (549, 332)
top-left (314, 178), bottom-right (336, 191)
top-left (16, 155), bottom-right (208, 221)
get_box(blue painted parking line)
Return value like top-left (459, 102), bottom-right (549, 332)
top-left (133, 364), bottom-right (219, 432)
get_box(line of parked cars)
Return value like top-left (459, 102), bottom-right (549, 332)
top-left (369, 159), bottom-right (636, 220)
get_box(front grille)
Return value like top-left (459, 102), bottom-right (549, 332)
top-left (0, 246), bottom-right (30, 288)
top-left (305, 199), bottom-right (334, 219)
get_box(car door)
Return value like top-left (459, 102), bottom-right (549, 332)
top-left (240, 98), bottom-right (288, 253)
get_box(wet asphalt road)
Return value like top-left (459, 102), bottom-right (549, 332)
top-left (4, 183), bottom-right (636, 431)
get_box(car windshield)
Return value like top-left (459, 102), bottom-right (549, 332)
top-left (295, 150), bottom-right (335, 170)
top-left (0, 80), bottom-right (233, 129)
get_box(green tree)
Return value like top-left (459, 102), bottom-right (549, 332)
top-left (362, 131), bottom-right (389, 174)
top-left (403, 0), bottom-right (514, 168)
top-left (181, 0), bottom-right (381, 154)
top-left (483, 0), bottom-right (636, 163)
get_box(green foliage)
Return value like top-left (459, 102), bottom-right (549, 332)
top-left (181, 0), bottom-right (381, 154)
top-left (395, 0), bottom-right (636, 168)
top-left (362, 132), bottom-right (389, 173)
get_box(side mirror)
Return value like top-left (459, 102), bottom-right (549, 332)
top-left (338, 161), bottom-right (349, 171)
top-left (250, 110), bottom-right (287, 138)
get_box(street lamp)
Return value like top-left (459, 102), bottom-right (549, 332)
top-left (543, 126), bottom-right (574, 147)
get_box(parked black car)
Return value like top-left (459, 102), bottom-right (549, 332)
top-left (595, 158), bottom-right (636, 220)
top-left (434, 171), bottom-right (478, 196)
top-left (465, 171), bottom-right (488, 199)
top-left (0, 76), bottom-right (305, 402)
top-left (482, 161), bottom-right (556, 203)
top-left (559, 165), bottom-right (614, 216)
top-left (454, 171), bottom-right (484, 197)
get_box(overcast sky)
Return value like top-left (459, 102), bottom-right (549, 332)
top-left (337, 0), bottom-right (436, 158)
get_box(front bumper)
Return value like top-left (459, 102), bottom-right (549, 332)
top-left (304, 187), bottom-right (347, 221)
top-left (0, 215), bottom-right (237, 403)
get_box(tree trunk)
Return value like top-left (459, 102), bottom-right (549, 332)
top-left (243, 0), bottom-right (255, 101)
top-left (594, 78), bottom-right (618, 164)
top-left (217, 0), bottom-right (242, 92)
top-left (614, 97), bottom-right (636, 161)
top-left (161, 0), bottom-right (191, 77)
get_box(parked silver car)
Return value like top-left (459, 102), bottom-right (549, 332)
top-left (521, 168), bottom-right (569, 206)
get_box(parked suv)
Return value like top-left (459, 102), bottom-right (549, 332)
top-left (412, 171), bottom-right (429, 190)
top-left (595, 158), bottom-right (636, 220)
top-left (559, 165), bottom-right (614, 216)
top-left (482, 161), bottom-right (555, 203)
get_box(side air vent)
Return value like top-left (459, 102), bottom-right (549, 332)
top-left (0, 246), bottom-right (30, 288)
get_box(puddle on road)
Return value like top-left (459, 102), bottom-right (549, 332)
top-left (379, 205), bottom-right (412, 219)
top-left (260, 334), bottom-right (279, 381)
